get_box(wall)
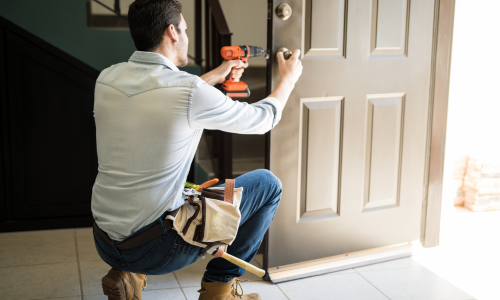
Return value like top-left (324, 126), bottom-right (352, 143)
top-left (0, 0), bottom-right (267, 70)
top-left (88, 0), bottom-right (268, 67)
top-left (0, 0), bottom-right (137, 71)
top-left (218, 0), bottom-right (268, 67)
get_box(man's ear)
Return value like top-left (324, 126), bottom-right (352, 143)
top-left (165, 24), bottom-right (178, 43)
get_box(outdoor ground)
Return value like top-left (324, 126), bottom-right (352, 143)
top-left (0, 204), bottom-right (498, 300)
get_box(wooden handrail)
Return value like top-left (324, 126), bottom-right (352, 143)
top-left (207, 0), bottom-right (232, 36)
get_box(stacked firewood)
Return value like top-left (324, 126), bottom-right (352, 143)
top-left (453, 156), bottom-right (500, 212)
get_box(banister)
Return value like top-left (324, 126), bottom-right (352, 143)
top-left (207, 0), bottom-right (232, 36)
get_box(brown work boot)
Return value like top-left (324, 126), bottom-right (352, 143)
top-left (198, 278), bottom-right (262, 300)
top-left (101, 268), bottom-right (147, 300)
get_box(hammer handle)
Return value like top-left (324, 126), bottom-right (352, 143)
top-left (220, 252), bottom-right (266, 277)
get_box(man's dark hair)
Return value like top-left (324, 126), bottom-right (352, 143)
top-left (128, 0), bottom-right (183, 51)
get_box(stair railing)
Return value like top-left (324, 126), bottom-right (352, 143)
top-left (195, 0), bottom-right (233, 182)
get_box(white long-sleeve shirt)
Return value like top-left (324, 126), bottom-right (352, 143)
top-left (91, 51), bottom-right (282, 241)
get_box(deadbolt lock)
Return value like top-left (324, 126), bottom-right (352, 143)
top-left (276, 47), bottom-right (293, 61)
top-left (276, 3), bottom-right (292, 20)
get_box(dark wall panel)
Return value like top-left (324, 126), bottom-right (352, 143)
top-left (0, 25), bottom-right (7, 222)
top-left (6, 32), bottom-right (98, 219)
top-left (1, 17), bottom-right (99, 230)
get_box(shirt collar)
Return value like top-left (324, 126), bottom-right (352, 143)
top-left (128, 51), bottom-right (180, 71)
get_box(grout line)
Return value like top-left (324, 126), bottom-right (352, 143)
top-left (173, 272), bottom-right (189, 300)
top-left (356, 272), bottom-right (391, 300)
top-left (73, 229), bottom-right (85, 299)
top-left (179, 287), bottom-right (189, 300)
top-left (173, 272), bottom-right (183, 289)
top-left (275, 283), bottom-right (291, 300)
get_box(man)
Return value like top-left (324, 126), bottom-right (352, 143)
top-left (91, 0), bottom-right (302, 299)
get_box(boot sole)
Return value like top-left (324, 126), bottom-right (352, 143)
top-left (102, 274), bottom-right (126, 300)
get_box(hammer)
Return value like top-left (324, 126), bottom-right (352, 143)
top-left (206, 246), bottom-right (266, 277)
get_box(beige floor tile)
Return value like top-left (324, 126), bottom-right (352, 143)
top-left (353, 257), bottom-right (421, 272)
top-left (278, 272), bottom-right (388, 300)
top-left (142, 289), bottom-right (186, 300)
top-left (173, 258), bottom-right (208, 288)
top-left (147, 273), bottom-right (179, 290)
top-left (83, 288), bottom-right (187, 300)
top-left (83, 296), bottom-right (107, 300)
top-left (75, 228), bottom-right (101, 262)
top-left (358, 266), bottom-right (473, 300)
top-left (174, 256), bottom-right (263, 288)
top-left (0, 230), bottom-right (77, 267)
top-left (180, 287), bottom-right (201, 300)
top-left (0, 262), bottom-right (81, 300)
top-left (83, 288), bottom-right (185, 300)
top-left (80, 260), bottom-right (112, 295)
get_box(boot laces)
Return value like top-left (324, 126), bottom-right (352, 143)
top-left (231, 278), bottom-right (248, 298)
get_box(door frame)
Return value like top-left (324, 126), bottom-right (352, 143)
top-left (263, 0), bottom-right (456, 277)
top-left (420, 0), bottom-right (456, 248)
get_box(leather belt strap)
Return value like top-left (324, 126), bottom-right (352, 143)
top-left (224, 179), bottom-right (235, 204)
top-left (93, 210), bottom-right (177, 250)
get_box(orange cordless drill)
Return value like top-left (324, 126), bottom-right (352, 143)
top-left (220, 45), bottom-right (266, 98)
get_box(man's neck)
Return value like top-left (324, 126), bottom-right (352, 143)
top-left (152, 45), bottom-right (177, 66)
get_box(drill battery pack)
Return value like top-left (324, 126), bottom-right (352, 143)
top-left (221, 81), bottom-right (251, 98)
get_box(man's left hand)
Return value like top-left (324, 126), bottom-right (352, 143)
top-left (200, 60), bottom-right (249, 86)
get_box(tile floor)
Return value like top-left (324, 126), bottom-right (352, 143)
top-left (1, 207), bottom-right (497, 300)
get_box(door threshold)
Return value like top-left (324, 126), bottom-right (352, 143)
top-left (268, 241), bottom-right (421, 283)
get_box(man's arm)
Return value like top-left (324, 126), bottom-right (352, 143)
top-left (191, 49), bottom-right (302, 134)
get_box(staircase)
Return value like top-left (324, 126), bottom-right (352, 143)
top-left (196, 66), bottom-right (267, 182)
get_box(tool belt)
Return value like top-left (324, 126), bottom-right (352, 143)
top-left (172, 179), bottom-right (243, 254)
top-left (93, 179), bottom-right (242, 253)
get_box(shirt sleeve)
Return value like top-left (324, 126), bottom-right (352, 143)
top-left (189, 78), bottom-right (283, 134)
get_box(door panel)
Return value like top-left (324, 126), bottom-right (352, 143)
top-left (268, 0), bottom-right (435, 269)
top-left (363, 93), bottom-right (404, 212)
top-left (370, 0), bottom-right (410, 56)
top-left (304, 0), bottom-right (347, 58)
top-left (298, 97), bottom-right (343, 222)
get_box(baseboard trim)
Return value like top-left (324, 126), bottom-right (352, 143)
top-left (268, 241), bottom-right (421, 283)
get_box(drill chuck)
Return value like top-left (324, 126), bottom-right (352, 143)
top-left (247, 46), bottom-right (266, 58)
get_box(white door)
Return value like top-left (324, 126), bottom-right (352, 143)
top-left (267, 0), bottom-right (436, 281)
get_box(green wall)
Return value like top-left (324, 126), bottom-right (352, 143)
top-left (0, 0), bottom-right (200, 74)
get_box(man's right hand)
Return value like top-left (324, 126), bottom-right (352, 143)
top-left (277, 49), bottom-right (303, 87)
top-left (269, 49), bottom-right (303, 108)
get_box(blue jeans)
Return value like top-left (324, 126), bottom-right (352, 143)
top-left (93, 169), bottom-right (282, 283)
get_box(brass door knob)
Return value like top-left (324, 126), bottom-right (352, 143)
top-left (276, 3), bottom-right (292, 20)
top-left (276, 47), bottom-right (293, 61)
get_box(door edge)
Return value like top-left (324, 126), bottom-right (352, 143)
top-left (421, 0), bottom-right (456, 248)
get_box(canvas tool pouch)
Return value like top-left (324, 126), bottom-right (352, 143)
top-left (168, 179), bottom-right (243, 249)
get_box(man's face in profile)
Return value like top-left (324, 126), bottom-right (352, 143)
top-left (175, 14), bottom-right (189, 67)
